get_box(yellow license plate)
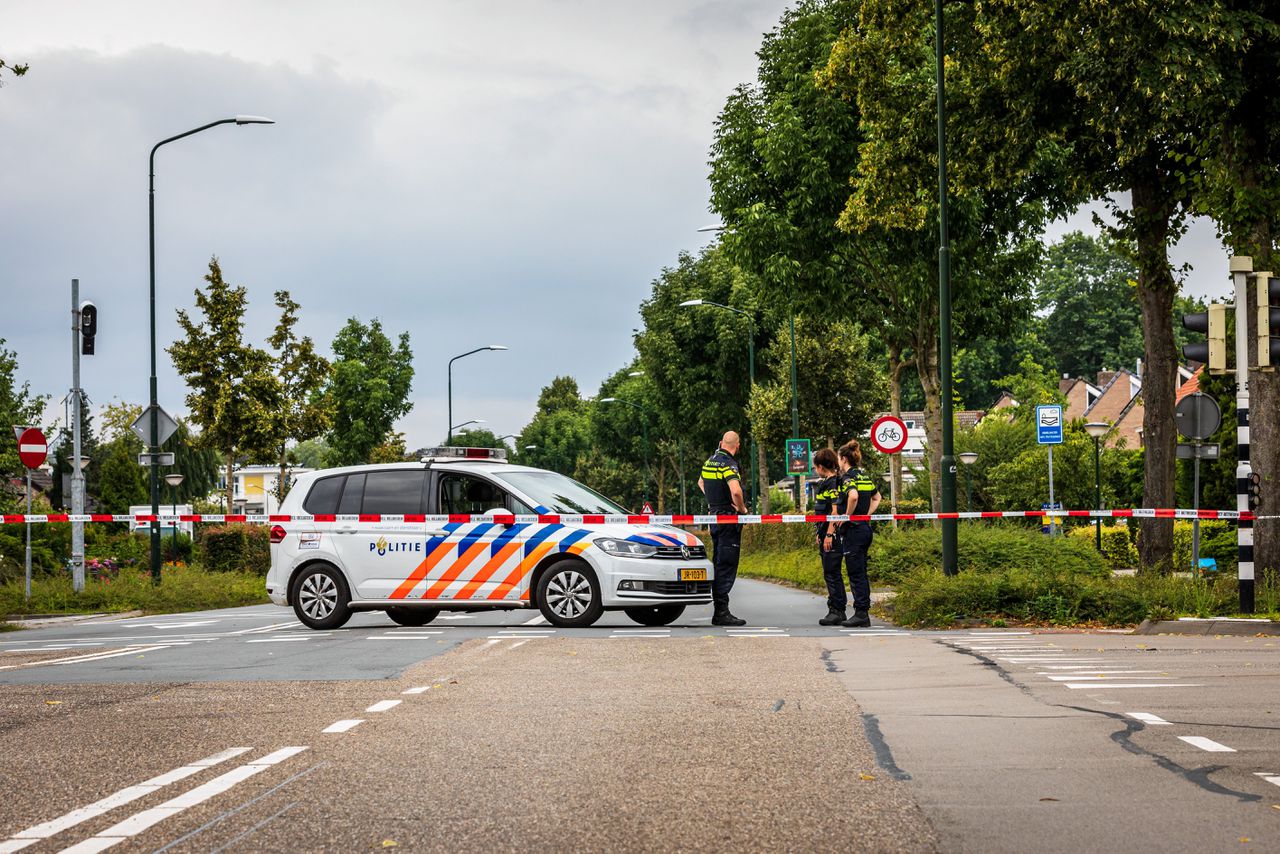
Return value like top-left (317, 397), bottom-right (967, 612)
top-left (679, 568), bottom-right (707, 581)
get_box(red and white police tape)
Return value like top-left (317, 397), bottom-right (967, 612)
top-left (0, 508), bottom-right (1257, 526)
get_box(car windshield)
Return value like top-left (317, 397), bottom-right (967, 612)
top-left (490, 469), bottom-right (628, 514)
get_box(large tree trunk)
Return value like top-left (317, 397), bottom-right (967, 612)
top-left (225, 452), bottom-right (235, 514)
top-left (1131, 164), bottom-right (1179, 573)
top-left (757, 441), bottom-right (771, 514)
top-left (915, 318), bottom-right (943, 514)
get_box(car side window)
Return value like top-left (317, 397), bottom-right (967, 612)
top-left (338, 473), bottom-right (366, 515)
top-left (303, 475), bottom-right (345, 515)
top-left (362, 470), bottom-right (427, 515)
top-left (439, 475), bottom-right (507, 515)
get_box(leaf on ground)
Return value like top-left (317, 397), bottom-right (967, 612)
top-left (1039, 797), bottom-right (1059, 802)
top-left (859, 773), bottom-right (875, 781)
top-left (1239, 837), bottom-right (1250, 843)
top-left (381, 840), bottom-right (399, 848)
top-left (44, 700), bottom-right (61, 705)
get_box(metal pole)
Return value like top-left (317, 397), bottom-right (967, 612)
top-left (747, 323), bottom-right (758, 513)
top-left (70, 279), bottom-right (85, 592)
top-left (789, 314), bottom-right (801, 509)
top-left (1047, 445), bottom-right (1056, 538)
top-left (1094, 435), bottom-right (1102, 551)
top-left (1192, 450), bottom-right (1201, 574)
top-left (935, 0), bottom-right (958, 574)
top-left (447, 360), bottom-right (454, 443)
top-left (24, 470), bottom-right (32, 600)
top-left (149, 144), bottom-right (162, 585)
top-left (1231, 257), bottom-right (1254, 613)
top-left (965, 468), bottom-right (972, 509)
top-left (172, 485), bottom-right (178, 557)
top-left (678, 443), bottom-right (687, 514)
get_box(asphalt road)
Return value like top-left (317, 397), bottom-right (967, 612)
top-left (2, 579), bottom-right (1278, 852)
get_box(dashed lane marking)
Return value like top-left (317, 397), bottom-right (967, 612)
top-left (401, 686), bottom-right (431, 695)
top-left (57, 747), bottom-right (309, 853)
top-left (322, 720), bottom-right (364, 733)
top-left (1045, 675), bottom-right (1166, 681)
top-left (522, 614), bottom-right (547, 626)
top-left (365, 700), bottom-right (401, 713)
top-left (366, 632), bottom-right (442, 640)
top-left (1064, 683), bottom-right (1201, 689)
top-left (0, 748), bottom-right (251, 852)
top-left (228, 621), bottom-right (301, 635)
top-left (1253, 773), bottom-right (1280, 787)
top-left (1127, 712), bottom-right (1172, 725)
top-left (1179, 736), bottom-right (1236, 752)
top-left (0, 644), bottom-right (172, 671)
top-left (244, 637), bottom-right (312, 644)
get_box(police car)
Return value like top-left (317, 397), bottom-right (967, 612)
top-left (266, 447), bottom-right (713, 630)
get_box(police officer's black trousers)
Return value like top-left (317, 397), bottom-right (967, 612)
top-left (710, 522), bottom-right (741, 610)
top-left (818, 541), bottom-right (847, 613)
top-left (841, 523), bottom-right (873, 612)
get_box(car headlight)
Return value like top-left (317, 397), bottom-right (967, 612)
top-left (593, 537), bottom-right (657, 558)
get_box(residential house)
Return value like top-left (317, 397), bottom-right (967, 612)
top-left (219, 464), bottom-right (313, 515)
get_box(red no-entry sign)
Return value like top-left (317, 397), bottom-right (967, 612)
top-left (16, 426), bottom-right (47, 469)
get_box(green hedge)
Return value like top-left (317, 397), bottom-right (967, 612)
top-left (198, 525), bottom-right (270, 575)
top-left (2, 564), bottom-right (269, 616)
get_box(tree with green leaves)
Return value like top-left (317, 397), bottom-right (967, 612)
top-left (518, 376), bottom-right (593, 479)
top-left (264, 290), bottom-right (331, 500)
top-left (168, 258), bottom-right (282, 511)
top-left (0, 57), bottom-right (28, 84)
top-left (0, 340), bottom-right (47, 512)
top-left (445, 428), bottom-right (505, 450)
top-left (323, 318), bottom-right (414, 467)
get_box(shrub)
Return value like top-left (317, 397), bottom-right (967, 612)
top-left (1066, 524), bottom-right (1138, 570)
top-left (870, 523), bottom-right (1108, 585)
top-left (198, 525), bottom-right (270, 575)
top-left (1, 564), bottom-right (268, 616)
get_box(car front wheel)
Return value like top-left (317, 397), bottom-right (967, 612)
top-left (624, 605), bottom-right (685, 626)
top-left (537, 560), bottom-right (603, 628)
top-left (292, 564), bottom-right (352, 630)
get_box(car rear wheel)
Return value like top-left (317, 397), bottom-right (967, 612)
top-left (292, 564), bottom-right (352, 630)
top-left (623, 605), bottom-right (685, 627)
top-left (386, 607), bottom-right (439, 627)
top-left (537, 560), bottom-right (603, 628)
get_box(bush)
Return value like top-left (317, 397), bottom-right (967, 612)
top-left (1066, 524), bottom-right (1138, 570)
top-left (198, 525), bottom-right (270, 575)
top-left (766, 487), bottom-right (795, 513)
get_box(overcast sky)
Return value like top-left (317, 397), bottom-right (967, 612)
top-left (1, 0), bottom-right (1232, 451)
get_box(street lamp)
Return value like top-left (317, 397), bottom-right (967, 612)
top-left (448, 346), bottom-right (507, 442)
top-left (148, 114), bottom-right (274, 585)
top-left (679, 298), bottom-right (761, 511)
top-left (958, 451), bottom-right (978, 510)
top-left (164, 473), bottom-right (185, 557)
top-left (600, 397), bottom-right (651, 507)
top-left (1084, 422), bottom-right (1110, 551)
top-left (450, 419), bottom-right (486, 435)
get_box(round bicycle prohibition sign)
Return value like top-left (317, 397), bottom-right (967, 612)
top-left (870, 415), bottom-right (908, 455)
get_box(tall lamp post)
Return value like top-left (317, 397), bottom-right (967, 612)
top-left (450, 419), bottom-right (486, 437)
top-left (1084, 422), bottom-right (1110, 551)
top-left (600, 397), bottom-right (651, 507)
top-left (164, 472), bottom-right (185, 557)
top-left (148, 115), bottom-right (274, 584)
top-left (679, 299), bottom-right (759, 511)
top-left (934, 0), bottom-right (958, 576)
top-left (448, 346), bottom-right (507, 442)
top-left (958, 451), bottom-right (978, 510)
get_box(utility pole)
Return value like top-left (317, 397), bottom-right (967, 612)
top-left (935, 0), bottom-right (958, 575)
top-left (70, 279), bottom-right (86, 592)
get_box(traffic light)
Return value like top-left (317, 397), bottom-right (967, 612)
top-left (79, 301), bottom-right (97, 355)
top-left (1257, 272), bottom-right (1280, 369)
top-left (1182, 303), bottom-right (1228, 373)
top-left (1247, 471), bottom-right (1262, 511)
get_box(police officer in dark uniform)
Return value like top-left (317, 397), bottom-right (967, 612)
top-left (837, 440), bottom-right (880, 628)
top-left (812, 448), bottom-right (847, 626)
top-left (698, 431), bottom-right (748, 626)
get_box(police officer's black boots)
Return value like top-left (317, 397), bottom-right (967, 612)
top-left (712, 607), bottom-right (747, 627)
top-left (842, 609), bottom-right (871, 628)
top-left (819, 609), bottom-right (845, 626)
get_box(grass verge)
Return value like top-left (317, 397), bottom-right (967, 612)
top-left (2, 564), bottom-right (269, 617)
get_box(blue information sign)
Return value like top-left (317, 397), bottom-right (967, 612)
top-left (1036, 405), bottom-right (1064, 445)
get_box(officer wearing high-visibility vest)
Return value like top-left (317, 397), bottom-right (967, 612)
top-left (836, 439), bottom-right (880, 628)
top-left (811, 447), bottom-right (847, 626)
top-left (698, 431), bottom-right (748, 626)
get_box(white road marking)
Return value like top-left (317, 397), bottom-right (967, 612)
top-left (229, 621), bottom-right (301, 636)
top-left (522, 614), bottom-right (547, 626)
top-left (322, 720), bottom-right (364, 733)
top-left (1179, 736), bottom-right (1236, 752)
top-left (366, 700), bottom-right (401, 713)
top-left (0, 645), bottom-right (171, 671)
top-left (1126, 712), bottom-right (1172, 725)
top-left (401, 686), bottom-right (431, 695)
top-left (1036, 664), bottom-right (1127, 670)
top-left (509, 640), bottom-right (529, 649)
top-left (1254, 772), bottom-right (1280, 787)
top-left (59, 747), bottom-right (308, 853)
top-left (1064, 683), bottom-right (1201, 689)
top-left (607, 634), bottom-right (668, 639)
top-left (366, 632), bottom-right (442, 640)
top-left (1000, 657), bottom-right (1118, 663)
top-left (0, 748), bottom-right (250, 849)
top-left (967, 631), bottom-right (1034, 636)
top-left (244, 637), bottom-right (311, 644)
top-left (727, 633), bottom-right (792, 638)
top-left (1044, 675), bottom-right (1166, 681)
top-left (483, 639), bottom-right (502, 646)
top-left (124, 620), bottom-right (219, 630)
top-left (436, 614), bottom-right (476, 620)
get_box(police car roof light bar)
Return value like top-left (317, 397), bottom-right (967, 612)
top-left (420, 446), bottom-right (509, 462)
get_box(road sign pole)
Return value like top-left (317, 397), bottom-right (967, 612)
top-left (1231, 257), bottom-right (1254, 613)
top-left (1047, 445), bottom-right (1055, 539)
top-left (1192, 449), bottom-right (1202, 573)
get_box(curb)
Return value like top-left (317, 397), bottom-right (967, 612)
top-left (3, 610), bottom-right (144, 629)
top-left (1135, 618), bottom-right (1280, 637)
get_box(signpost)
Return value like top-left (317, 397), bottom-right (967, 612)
top-left (14, 426), bottom-right (47, 600)
top-left (785, 438), bottom-right (812, 476)
top-left (871, 415), bottom-right (909, 528)
top-left (1175, 392), bottom-right (1223, 573)
top-left (1036, 405), bottom-right (1064, 537)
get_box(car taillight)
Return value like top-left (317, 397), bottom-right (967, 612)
top-left (270, 525), bottom-right (287, 544)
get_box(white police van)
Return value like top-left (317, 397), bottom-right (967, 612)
top-left (266, 447), bottom-right (713, 629)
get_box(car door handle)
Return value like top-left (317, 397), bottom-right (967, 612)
top-left (425, 529), bottom-right (448, 537)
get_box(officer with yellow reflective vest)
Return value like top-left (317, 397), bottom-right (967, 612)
top-left (836, 440), bottom-right (880, 628)
top-left (698, 431), bottom-right (748, 626)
